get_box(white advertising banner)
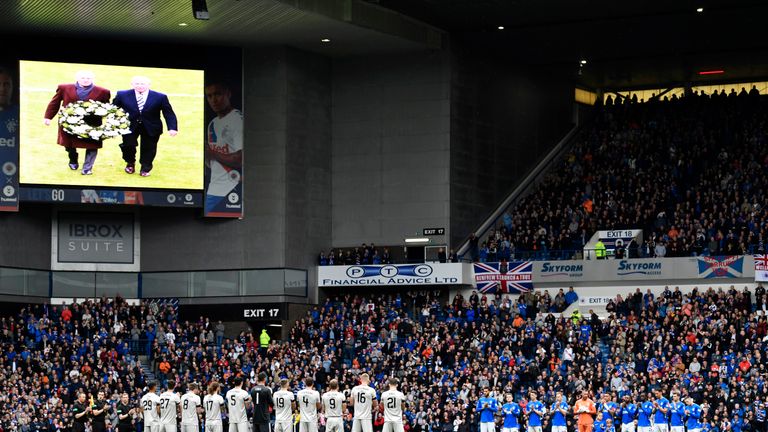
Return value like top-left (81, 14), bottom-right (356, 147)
top-left (755, 255), bottom-right (768, 282)
top-left (317, 256), bottom-right (759, 288)
top-left (579, 296), bottom-right (615, 306)
top-left (318, 263), bottom-right (466, 287)
top-left (534, 256), bottom-right (754, 284)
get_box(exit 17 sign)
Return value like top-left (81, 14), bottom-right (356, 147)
top-left (423, 227), bottom-right (445, 236)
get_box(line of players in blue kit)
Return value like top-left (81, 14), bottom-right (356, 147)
top-left (476, 388), bottom-right (704, 432)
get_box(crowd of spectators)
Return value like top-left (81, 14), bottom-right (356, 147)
top-left (4, 283), bottom-right (767, 432)
top-left (318, 244), bottom-right (394, 266)
top-left (289, 285), bottom-right (768, 432)
top-left (0, 297), bottom-right (223, 432)
top-left (318, 244), bottom-right (460, 266)
top-left (474, 87), bottom-right (768, 261)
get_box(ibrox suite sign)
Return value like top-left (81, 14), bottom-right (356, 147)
top-left (318, 263), bottom-right (463, 287)
top-left (57, 212), bottom-right (134, 264)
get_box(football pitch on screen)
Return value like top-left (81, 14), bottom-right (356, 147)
top-left (19, 61), bottom-right (205, 190)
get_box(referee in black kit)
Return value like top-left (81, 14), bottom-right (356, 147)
top-left (116, 392), bottom-right (135, 432)
top-left (251, 372), bottom-right (274, 432)
top-left (91, 390), bottom-right (112, 432)
top-left (72, 392), bottom-right (91, 432)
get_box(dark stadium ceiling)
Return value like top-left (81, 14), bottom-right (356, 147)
top-left (374, 0), bottom-right (768, 59)
top-left (0, 0), bottom-right (442, 56)
top-left (2, 0), bottom-right (768, 87)
top-left (372, 0), bottom-right (768, 88)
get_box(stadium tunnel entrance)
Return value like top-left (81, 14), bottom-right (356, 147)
top-left (245, 321), bottom-right (283, 342)
top-left (179, 302), bottom-right (289, 341)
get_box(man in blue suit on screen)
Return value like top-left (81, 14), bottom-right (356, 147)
top-left (112, 76), bottom-right (177, 176)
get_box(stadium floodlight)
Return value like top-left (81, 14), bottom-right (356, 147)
top-left (404, 238), bottom-right (430, 244)
top-left (192, 0), bottom-right (209, 20)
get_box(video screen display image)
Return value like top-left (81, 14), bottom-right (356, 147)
top-left (19, 60), bottom-right (204, 190)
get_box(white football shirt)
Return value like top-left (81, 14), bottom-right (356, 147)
top-left (140, 392), bottom-right (161, 425)
top-left (351, 385), bottom-right (377, 420)
top-left (203, 394), bottom-right (225, 424)
top-left (322, 391), bottom-right (345, 418)
top-left (180, 393), bottom-right (201, 425)
top-left (225, 388), bottom-right (251, 424)
top-left (296, 388), bottom-right (321, 423)
top-left (381, 390), bottom-right (406, 422)
top-left (207, 109), bottom-right (243, 197)
top-left (159, 391), bottom-right (181, 424)
top-left (273, 390), bottom-right (295, 422)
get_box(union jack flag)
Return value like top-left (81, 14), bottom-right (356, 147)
top-left (473, 261), bottom-right (533, 293)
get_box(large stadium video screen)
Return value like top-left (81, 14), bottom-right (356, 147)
top-left (0, 42), bottom-right (243, 216)
top-left (20, 61), bottom-right (204, 190)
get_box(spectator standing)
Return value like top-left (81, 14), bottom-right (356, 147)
top-left (215, 321), bottom-right (225, 346)
top-left (259, 329), bottom-right (270, 355)
top-left (469, 234), bottom-right (479, 262)
top-left (595, 240), bottom-right (607, 260)
top-left (438, 248), bottom-right (447, 263)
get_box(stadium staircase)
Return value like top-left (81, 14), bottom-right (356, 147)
top-left (456, 124), bottom-right (579, 259)
top-left (138, 356), bottom-right (156, 382)
top-left (597, 337), bottom-right (611, 367)
top-left (562, 301), bottom-right (612, 367)
top-left (562, 301), bottom-right (611, 319)
top-left (227, 321), bottom-right (253, 338)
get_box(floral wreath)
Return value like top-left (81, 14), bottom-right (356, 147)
top-left (58, 100), bottom-right (131, 140)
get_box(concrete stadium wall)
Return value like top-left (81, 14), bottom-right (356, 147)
top-left (449, 46), bottom-right (574, 248)
top-left (0, 43), bottom-right (573, 306)
top-left (0, 203), bottom-right (51, 269)
top-left (141, 47), bottom-right (331, 284)
top-left (0, 47), bottom-right (331, 299)
top-left (331, 51), bottom-right (452, 247)
top-left (139, 47), bottom-right (293, 271)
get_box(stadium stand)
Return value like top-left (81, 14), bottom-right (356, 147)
top-left (319, 245), bottom-right (460, 266)
top-left (2, 285), bottom-right (767, 432)
top-left (0, 297), bottom-right (173, 431)
top-left (5, 3), bottom-right (768, 432)
top-left (320, 92), bottom-right (768, 264)
top-left (318, 244), bottom-right (394, 266)
top-left (461, 90), bottom-right (768, 262)
top-left (7, 87), bottom-right (768, 432)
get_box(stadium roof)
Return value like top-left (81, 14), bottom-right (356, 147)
top-left (376, 0), bottom-right (768, 62)
top-left (374, 0), bottom-right (768, 88)
top-left (2, 0), bottom-right (767, 87)
top-left (0, 0), bottom-right (442, 56)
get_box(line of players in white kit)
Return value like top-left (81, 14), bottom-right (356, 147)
top-left (138, 373), bottom-right (407, 432)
